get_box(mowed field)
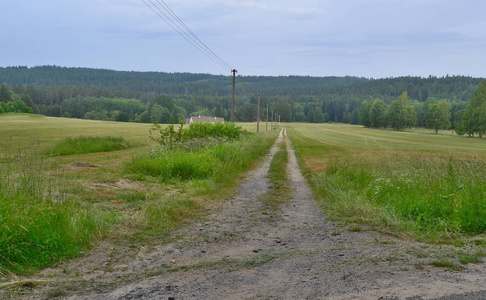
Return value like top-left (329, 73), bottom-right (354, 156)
top-left (288, 123), bottom-right (486, 172)
top-left (287, 123), bottom-right (486, 242)
top-left (0, 114), bottom-right (153, 155)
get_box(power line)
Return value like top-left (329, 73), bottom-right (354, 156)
top-left (141, 0), bottom-right (233, 71)
top-left (142, 0), bottom-right (226, 69)
top-left (155, 0), bottom-right (233, 70)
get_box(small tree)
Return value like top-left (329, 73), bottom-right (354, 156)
top-left (459, 79), bottom-right (486, 137)
top-left (369, 98), bottom-right (387, 128)
top-left (426, 99), bottom-right (451, 134)
top-left (387, 91), bottom-right (416, 130)
top-left (0, 83), bottom-right (12, 103)
top-left (359, 100), bottom-right (371, 127)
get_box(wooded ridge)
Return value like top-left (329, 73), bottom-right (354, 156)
top-left (0, 66), bottom-right (484, 127)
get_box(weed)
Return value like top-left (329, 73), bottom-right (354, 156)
top-left (458, 250), bottom-right (485, 264)
top-left (144, 195), bottom-right (199, 234)
top-left (430, 259), bottom-right (464, 271)
top-left (348, 226), bottom-right (362, 232)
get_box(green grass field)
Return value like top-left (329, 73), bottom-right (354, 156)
top-left (287, 123), bottom-right (486, 243)
top-left (0, 115), bottom-right (277, 275)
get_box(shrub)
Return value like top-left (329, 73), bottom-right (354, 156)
top-left (149, 122), bottom-right (247, 148)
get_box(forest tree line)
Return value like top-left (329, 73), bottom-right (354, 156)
top-left (0, 66), bottom-right (484, 129)
top-left (360, 79), bottom-right (486, 137)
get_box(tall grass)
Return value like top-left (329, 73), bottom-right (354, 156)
top-left (124, 132), bottom-right (276, 183)
top-left (124, 149), bottom-right (218, 181)
top-left (288, 124), bottom-right (486, 239)
top-left (144, 195), bottom-right (199, 234)
top-left (311, 154), bottom-right (486, 235)
top-left (124, 131), bottom-right (278, 235)
top-left (0, 115), bottom-right (278, 275)
top-left (0, 160), bottom-right (115, 274)
top-left (46, 136), bottom-right (131, 156)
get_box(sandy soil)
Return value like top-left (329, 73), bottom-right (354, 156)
top-left (3, 128), bottom-right (486, 299)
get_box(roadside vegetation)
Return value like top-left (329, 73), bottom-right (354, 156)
top-left (0, 159), bottom-right (115, 274)
top-left (288, 123), bottom-right (486, 244)
top-left (0, 115), bottom-right (277, 275)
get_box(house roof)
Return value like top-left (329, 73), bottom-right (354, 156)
top-left (188, 116), bottom-right (225, 123)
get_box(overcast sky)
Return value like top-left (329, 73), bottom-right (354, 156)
top-left (2, 0), bottom-right (485, 78)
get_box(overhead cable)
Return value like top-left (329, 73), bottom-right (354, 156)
top-left (154, 0), bottom-right (233, 69)
top-left (141, 0), bottom-right (233, 71)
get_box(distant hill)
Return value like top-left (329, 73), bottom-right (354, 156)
top-left (0, 65), bottom-right (483, 124)
top-left (0, 66), bottom-right (369, 97)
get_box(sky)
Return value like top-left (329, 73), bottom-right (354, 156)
top-left (2, 0), bottom-right (486, 78)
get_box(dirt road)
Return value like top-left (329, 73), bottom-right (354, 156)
top-left (4, 128), bottom-right (486, 299)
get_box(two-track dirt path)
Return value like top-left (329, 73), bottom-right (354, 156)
top-left (5, 128), bottom-right (486, 299)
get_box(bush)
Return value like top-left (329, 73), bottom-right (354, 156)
top-left (149, 122), bottom-right (248, 148)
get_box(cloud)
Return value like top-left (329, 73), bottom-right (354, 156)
top-left (1, 0), bottom-right (486, 77)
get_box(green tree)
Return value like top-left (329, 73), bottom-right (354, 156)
top-left (307, 107), bottom-right (326, 123)
top-left (426, 99), bottom-right (451, 134)
top-left (21, 94), bottom-right (38, 114)
top-left (387, 92), bottom-right (416, 130)
top-left (0, 83), bottom-right (12, 102)
top-left (149, 104), bottom-right (170, 123)
top-left (462, 79), bottom-right (486, 137)
top-left (214, 104), bottom-right (224, 118)
top-left (237, 102), bottom-right (256, 122)
top-left (293, 103), bottom-right (306, 122)
top-left (116, 112), bottom-right (130, 122)
top-left (85, 108), bottom-right (109, 120)
top-left (359, 100), bottom-right (371, 127)
top-left (369, 98), bottom-right (387, 128)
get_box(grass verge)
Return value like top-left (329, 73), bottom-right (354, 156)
top-left (287, 124), bottom-right (486, 244)
top-left (0, 160), bottom-right (115, 275)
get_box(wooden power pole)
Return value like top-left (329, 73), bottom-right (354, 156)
top-left (257, 94), bottom-right (261, 133)
top-left (231, 69), bottom-right (237, 123)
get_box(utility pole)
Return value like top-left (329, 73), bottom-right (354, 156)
top-left (257, 94), bottom-right (261, 133)
top-left (266, 104), bottom-right (269, 131)
top-left (231, 69), bottom-right (237, 123)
